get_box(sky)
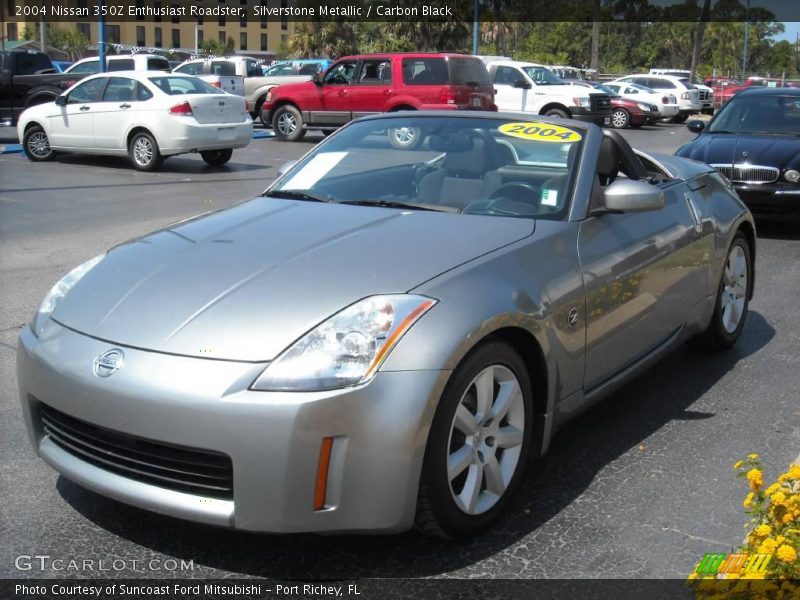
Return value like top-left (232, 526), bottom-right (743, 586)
top-left (775, 22), bottom-right (800, 42)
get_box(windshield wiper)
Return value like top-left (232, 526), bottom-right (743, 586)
top-left (263, 189), bottom-right (335, 203)
top-left (338, 199), bottom-right (459, 213)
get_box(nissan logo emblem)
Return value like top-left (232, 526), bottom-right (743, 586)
top-left (218, 101), bottom-right (225, 106)
top-left (93, 349), bottom-right (124, 378)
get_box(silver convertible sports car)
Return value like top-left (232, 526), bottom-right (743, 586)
top-left (18, 113), bottom-right (755, 538)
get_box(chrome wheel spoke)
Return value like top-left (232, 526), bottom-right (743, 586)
top-left (474, 368), bottom-right (494, 419)
top-left (453, 404), bottom-right (479, 435)
top-left (720, 244), bottom-right (747, 334)
top-left (490, 380), bottom-right (521, 423)
top-left (495, 425), bottom-right (524, 449)
top-left (448, 445), bottom-right (474, 481)
top-left (458, 463), bottom-right (484, 513)
top-left (482, 454), bottom-right (505, 496)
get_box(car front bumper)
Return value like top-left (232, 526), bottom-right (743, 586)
top-left (17, 321), bottom-right (449, 533)
top-left (733, 184), bottom-right (800, 221)
top-left (569, 108), bottom-right (611, 126)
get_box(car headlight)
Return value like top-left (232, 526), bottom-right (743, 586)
top-left (784, 169), bottom-right (800, 183)
top-left (31, 254), bottom-right (105, 337)
top-left (573, 96), bottom-right (591, 108)
top-left (251, 295), bottom-right (437, 392)
top-left (266, 90), bottom-right (272, 102)
top-left (637, 103), bottom-right (652, 111)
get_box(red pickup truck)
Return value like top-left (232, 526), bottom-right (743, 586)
top-left (705, 77), bottom-right (800, 111)
top-left (261, 53), bottom-right (496, 142)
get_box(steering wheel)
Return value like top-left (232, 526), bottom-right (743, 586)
top-left (489, 182), bottom-right (539, 204)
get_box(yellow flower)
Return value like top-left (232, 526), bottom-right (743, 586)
top-left (747, 468), bottom-right (764, 491)
top-left (749, 454), bottom-right (760, 460)
top-left (771, 491), bottom-right (787, 506)
top-left (755, 524), bottom-right (772, 537)
top-left (776, 535), bottom-right (786, 544)
top-left (735, 460), bottom-right (744, 469)
top-left (758, 538), bottom-right (778, 554)
top-left (744, 492), bottom-right (755, 508)
top-left (776, 544), bottom-right (797, 563)
top-left (765, 483), bottom-right (782, 496)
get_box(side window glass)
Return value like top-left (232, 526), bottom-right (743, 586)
top-left (137, 83), bottom-right (154, 101)
top-left (68, 78), bottom-right (105, 104)
top-left (358, 59), bottom-right (391, 85)
top-left (323, 61), bottom-right (356, 85)
top-left (210, 61), bottom-right (236, 76)
top-left (70, 60), bottom-right (99, 74)
top-left (108, 59), bottom-right (134, 72)
top-left (102, 77), bottom-right (137, 102)
top-left (175, 62), bottom-right (202, 75)
top-left (246, 60), bottom-right (262, 77)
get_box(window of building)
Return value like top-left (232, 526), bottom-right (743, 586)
top-left (197, 29), bottom-right (204, 47)
top-left (7, 22), bottom-right (18, 41)
top-left (154, 27), bottom-right (163, 48)
top-left (281, 0), bottom-right (288, 30)
top-left (219, 31), bottom-right (226, 45)
top-left (136, 26), bottom-right (146, 47)
top-left (107, 25), bottom-right (120, 45)
top-left (76, 23), bottom-right (91, 41)
top-left (260, 33), bottom-right (267, 51)
top-left (172, 28), bottom-right (180, 48)
top-left (260, 0), bottom-right (267, 28)
top-left (240, 33), bottom-right (247, 51)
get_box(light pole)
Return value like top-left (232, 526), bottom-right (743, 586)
top-left (98, 0), bottom-right (106, 73)
top-left (742, 0), bottom-right (750, 79)
top-left (472, 0), bottom-right (479, 55)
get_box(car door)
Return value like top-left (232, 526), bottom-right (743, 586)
top-left (93, 76), bottom-right (141, 149)
top-left (313, 59), bottom-right (357, 125)
top-left (492, 65), bottom-right (529, 112)
top-left (347, 58), bottom-right (394, 118)
top-left (577, 139), bottom-right (708, 390)
top-left (47, 77), bottom-right (106, 148)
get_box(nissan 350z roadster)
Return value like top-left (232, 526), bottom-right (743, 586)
top-left (18, 113), bottom-right (755, 538)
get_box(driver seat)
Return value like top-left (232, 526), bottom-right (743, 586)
top-left (418, 137), bottom-right (503, 208)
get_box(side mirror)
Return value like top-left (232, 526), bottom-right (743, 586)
top-left (600, 179), bottom-right (665, 213)
top-left (513, 79), bottom-right (532, 89)
top-left (313, 72), bottom-right (323, 86)
top-left (54, 95), bottom-right (67, 106)
top-left (686, 119), bottom-right (705, 133)
top-left (277, 159), bottom-right (297, 176)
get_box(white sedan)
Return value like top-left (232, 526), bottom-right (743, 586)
top-left (18, 71), bottom-right (253, 171)
top-left (604, 82), bottom-right (679, 119)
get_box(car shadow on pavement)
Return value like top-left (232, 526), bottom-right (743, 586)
top-left (57, 310), bottom-right (775, 579)
top-left (51, 153), bottom-right (270, 174)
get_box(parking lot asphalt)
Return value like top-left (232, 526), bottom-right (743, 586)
top-left (1, 122), bottom-right (799, 579)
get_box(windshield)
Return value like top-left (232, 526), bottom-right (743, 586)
top-left (521, 66), bottom-right (566, 86)
top-left (592, 84), bottom-right (616, 95)
top-left (709, 94), bottom-right (800, 135)
top-left (629, 83), bottom-right (656, 94)
top-left (268, 117), bottom-right (584, 220)
top-left (148, 76), bottom-right (222, 95)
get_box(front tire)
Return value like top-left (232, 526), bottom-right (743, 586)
top-left (23, 125), bottom-right (55, 161)
top-left (272, 105), bottom-right (306, 141)
top-left (693, 232), bottom-right (752, 350)
top-left (611, 108), bottom-right (630, 129)
top-left (416, 341), bottom-right (533, 538)
top-left (543, 107), bottom-right (569, 119)
top-left (388, 126), bottom-right (422, 150)
top-left (200, 148), bottom-right (233, 165)
top-left (128, 131), bottom-right (163, 171)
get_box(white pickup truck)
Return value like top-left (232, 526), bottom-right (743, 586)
top-left (481, 59), bottom-right (612, 126)
top-left (174, 56), bottom-right (319, 121)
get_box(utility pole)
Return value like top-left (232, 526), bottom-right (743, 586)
top-left (741, 0), bottom-right (750, 79)
top-left (472, 0), bottom-right (479, 56)
top-left (98, 0), bottom-right (106, 73)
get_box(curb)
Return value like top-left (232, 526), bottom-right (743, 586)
top-left (1, 130), bottom-right (274, 155)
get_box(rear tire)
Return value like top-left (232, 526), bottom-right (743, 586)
top-left (693, 232), bottom-right (752, 350)
top-left (200, 149), bottom-right (233, 165)
top-left (128, 131), bottom-right (163, 171)
top-left (388, 126), bottom-right (422, 150)
top-left (671, 113), bottom-right (689, 124)
top-left (415, 341), bottom-right (533, 539)
top-left (272, 105), bottom-right (306, 142)
top-left (23, 125), bottom-right (55, 161)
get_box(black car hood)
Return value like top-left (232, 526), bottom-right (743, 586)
top-left (678, 133), bottom-right (800, 170)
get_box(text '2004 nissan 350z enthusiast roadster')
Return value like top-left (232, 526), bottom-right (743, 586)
top-left (18, 113), bottom-right (755, 538)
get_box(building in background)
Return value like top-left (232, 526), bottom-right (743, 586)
top-left (2, 0), bottom-right (294, 59)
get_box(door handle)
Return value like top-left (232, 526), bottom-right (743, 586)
top-left (383, 89), bottom-right (392, 95)
top-left (337, 90), bottom-right (347, 96)
top-left (79, 106), bottom-right (90, 111)
top-left (119, 103), bottom-right (131, 109)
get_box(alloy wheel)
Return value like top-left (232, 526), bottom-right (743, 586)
top-left (720, 244), bottom-right (748, 333)
top-left (612, 109), bottom-right (628, 128)
top-left (277, 112), bottom-right (297, 135)
top-left (28, 131), bottom-right (51, 158)
top-left (133, 137), bottom-right (153, 166)
top-left (446, 365), bottom-right (525, 515)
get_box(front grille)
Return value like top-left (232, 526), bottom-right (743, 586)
top-left (698, 89), bottom-right (710, 101)
top-left (40, 404), bottom-right (233, 499)
top-left (590, 94), bottom-right (611, 111)
top-left (711, 164), bottom-right (779, 184)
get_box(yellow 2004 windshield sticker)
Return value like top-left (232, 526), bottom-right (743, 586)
top-left (498, 122), bottom-right (582, 143)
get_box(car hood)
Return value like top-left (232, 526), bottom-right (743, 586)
top-left (272, 80), bottom-right (316, 97)
top-left (677, 133), bottom-right (800, 170)
top-left (53, 198), bottom-right (534, 362)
